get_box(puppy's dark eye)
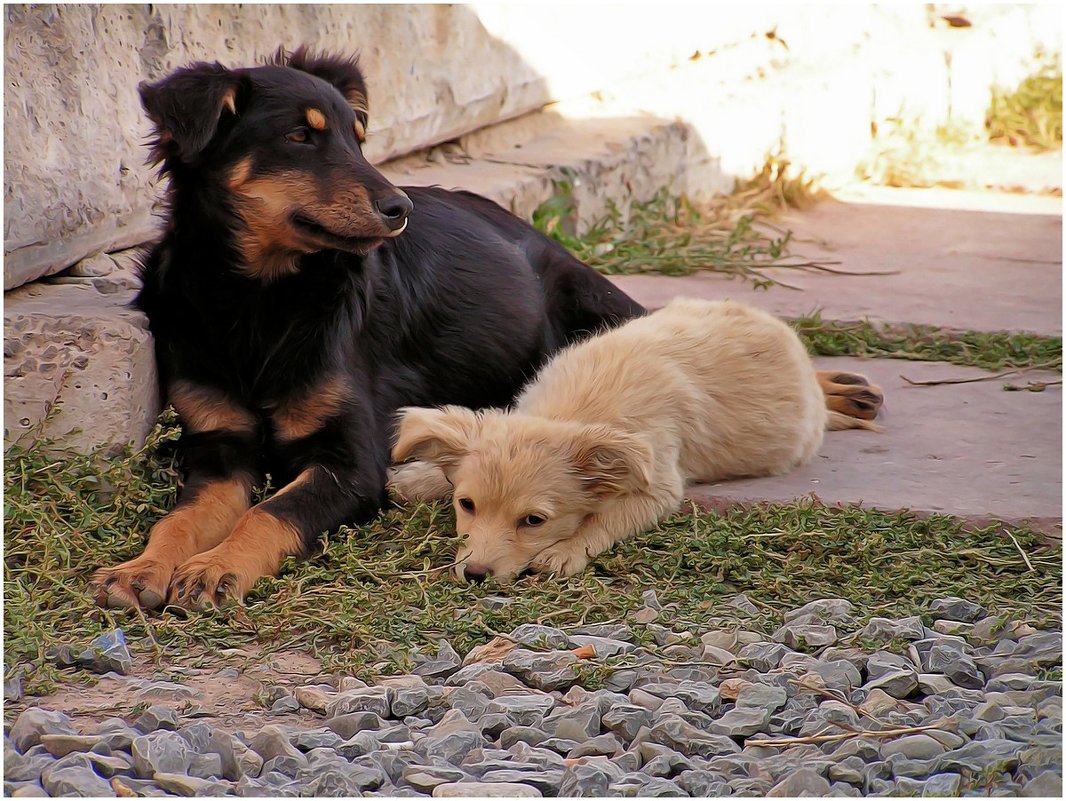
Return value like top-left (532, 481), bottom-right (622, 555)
top-left (521, 514), bottom-right (546, 527)
top-left (285, 128), bottom-right (310, 144)
top-left (458, 498), bottom-right (475, 513)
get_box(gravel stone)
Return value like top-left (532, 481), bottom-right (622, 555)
top-left (499, 726), bottom-right (550, 748)
top-left (736, 682), bottom-right (789, 712)
top-left (131, 731), bottom-right (192, 777)
top-left (325, 711), bottom-right (385, 739)
top-left (558, 761), bottom-right (622, 796)
top-left (737, 642), bottom-right (792, 671)
top-left (857, 616), bottom-right (925, 643)
top-left (485, 694), bottom-right (556, 727)
top-left (880, 734), bottom-right (947, 761)
top-left (39, 762), bottom-right (114, 797)
top-left (925, 643), bottom-right (985, 689)
top-left (638, 680), bottom-right (720, 714)
top-left (9, 708), bottom-right (77, 753)
top-left (433, 781), bottom-right (542, 797)
top-left (326, 686), bottom-right (392, 718)
top-left (412, 640), bottom-right (463, 679)
top-left (708, 706), bottom-right (772, 737)
top-left (864, 668), bottom-right (919, 699)
top-left (927, 596), bottom-right (987, 623)
top-left (270, 695), bottom-right (300, 714)
top-left (79, 629), bottom-right (133, 675)
top-left (649, 714), bottom-right (740, 758)
top-left (677, 770), bottom-right (730, 796)
top-left (153, 771), bottom-right (232, 796)
top-left (501, 649), bottom-right (579, 691)
top-left (133, 704), bottom-right (180, 733)
top-left (566, 635), bottom-right (634, 658)
top-left (477, 770), bottom-right (563, 794)
top-left (37, 734), bottom-right (107, 757)
top-left (543, 703), bottom-right (601, 741)
top-left (568, 733), bottom-right (623, 758)
top-left (772, 623), bottom-right (839, 651)
top-left (293, 686), bottom-right (331, 713)
top-left (767, 767), bottom-right (831, 797)
top-left (601, 704), bottom-right (653, 742)
top-left (402, 765), bottom-right (469, 791)
top-left (1021, 770), bottom-right (1063, 797)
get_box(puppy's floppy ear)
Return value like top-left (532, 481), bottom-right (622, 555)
top-left (392, 406), bottom-right (480, 470)
top-left (570, 426), bottom-right (653, 500)
top-left (275, 45), bottom-right (369, 140)
top-left (139, 62), bottom-right (244, 167)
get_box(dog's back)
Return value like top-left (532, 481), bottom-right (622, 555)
top-left (516, 298), bottom-right (827, 483)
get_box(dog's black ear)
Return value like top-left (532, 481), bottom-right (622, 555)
top-left (139, 62), bottom-right (244, 166)
top-left (274, 45), bottom-right (369, 141)
top-left (392, 406), bottom-right (480, 471)
top-left (571, 427), bottom-right (653, 500)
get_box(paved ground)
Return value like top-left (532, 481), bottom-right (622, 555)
top-left (609, 186), bottom-right (1063, 536)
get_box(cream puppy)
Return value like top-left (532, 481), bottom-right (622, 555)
top-left (391, 298), bottom-right (881, 581)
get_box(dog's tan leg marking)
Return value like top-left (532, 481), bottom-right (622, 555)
top-left (167, 470), bottom-right (310, 610)
top-left (91, 382), bottom-right (257, 610)
top-left (271, 376), bottom-right (350, 442)
top-left (531, 484), bottom-right (682, 577)
top-left (816, 370), bottom-right (885, 423)
top-left (91, 477), bottom-right (252, 610)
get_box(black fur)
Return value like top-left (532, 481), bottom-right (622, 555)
top-left (134, 47), bottom-right (644, 579)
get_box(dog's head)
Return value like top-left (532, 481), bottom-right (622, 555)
top-left (139, 46), bottom-right (411, 280)
top-left (392, 406), bottom-right (652, 582)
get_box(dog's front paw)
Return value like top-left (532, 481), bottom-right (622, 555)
top-left (168, 551), bottom-right (251, 611)
top-left (91, 556), bottom-right (174, 610)
top-left (530, 543), bottom-right (590, 577)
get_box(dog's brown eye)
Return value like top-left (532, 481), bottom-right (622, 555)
top-left (285, 128), bottom-right (310, 144)
top-left (458, 497), bottom-right (475, 513)
top-left (521, 514), bottom-right (546, 527)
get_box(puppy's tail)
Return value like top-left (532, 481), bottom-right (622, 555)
top-left (826, 410), bottom-right (883, 432)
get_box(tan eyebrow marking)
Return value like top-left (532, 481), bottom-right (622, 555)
top-left (354, 119), bottom-right (366, 140)
top-left (306, 107), bottom-right (327, 131)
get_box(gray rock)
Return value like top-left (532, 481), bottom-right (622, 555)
top-left (433, 781), bottom-right (542, 797)
top-left (133, 704), bottom-right (180, 733)
top-left (773, 623), bottom-right (838, 651)
top-left (290, 728), bottom-right (344, 752)
top-left (1021, 770), bottom-right (1063, 797)
top-left (543, 703), bottom-right (600, 741)
top-left (134, 680), bottom-right (197, 701)
top-left (39, 762), bottom-right (115, 797)
top-left (649, 714), bottom-right (740, 758)
top-left (1014, 631), bottom-right (1062, 666)
top-left (9, 708), bottom-right (77, 753)
top-left (571, 623), bottom-right (634, 641)
top-left (247, 726), bottom-right (307, 766)
top-left (677, 770), bottom-right (731, 796)
top-left (924, 772), bottom-right (963, 796)
top-left (402, 765), bottom-right (469, 792)
top-left (392, 686), bottom-right (437, 717)
top-left (937, 738), bottom-right (1024, 773)
top-left (38, 733), bottom-right (108, 757)
top-left (131, 731), bottom-right (192, 777)
top-left (568, 733), bottom-right (623, 758)
top-left (727, 593), bottom-right (760, 616)
top-left (766, 767), bottom-right (831, 797)
top-left (637, 680), bottom-right (720, 714)
top-left (828, 781), bottom-right (862, 796)
top-left (178, 723), bottom-right (261, 781)
top-left (736, 682), bottom-right (788, 712)
top-left (485, 694), bottom-right (556, 727)
top-left (5, 671), bottom-right (24, 702)
top-left (325, 711), bottom-right (385, 739)
top-left (558, 761), bottom-right (622, 797)
top-left (413, 640), bottom-right (462, 679)
top-left (640, 748), bottom-right (693, 778)
top-left (85, 752), bottom-right (134, 778)
top-left (8, 781), bottom-right (49, 797)
top-left (737, 642), bottom-right (792, 672)
top-left (928, 596), bottom-right (987, 623)
top-left (499, 726), bottom-right (550, 748)
top-left (78, 629), bottom-right (133, 675)
top-left (641, 589), bottom-right (662, 610)
top-left (153, 771), bottom-right (232, 796)
top-left (925, 643), bottom-right (985, 689)
top-left (602, 704), bottom-right (654, 741)
top-left (786, 598), bottom-right (857, 626)
top-left (857, 616), bottom-right (925, 644)
top-left (880, 734), bottom-right (947, 761)
top-left (326, 686), bottom-right (392, 718)
top-left (501, 650), bottom-right (579, 691)
top-left (537, 737), bottom-right (580, 755)
top-left (477, 770), bottom-right (562, 795)
top-left (708, 706), bottom-right (772, 737)
top-left (864, 668), bottom-right (919, 699)
top-left (828, 755), bottom-right (865, 785)
top-left (916, 672), bottom-right (959, 695)
top-left (420, 729), bottom-right (487, 764)
top-left (269, 695), bottom-right (300, 714)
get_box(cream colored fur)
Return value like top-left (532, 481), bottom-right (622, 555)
top-left (392, 298), bottom-right (875, 581)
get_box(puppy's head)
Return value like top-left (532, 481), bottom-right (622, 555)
top-left (139, 45), bottom-right (411, 280)
top-left (392, 407), bottom-right (651, 582)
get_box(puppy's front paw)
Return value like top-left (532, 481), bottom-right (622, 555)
top-left (530, 543), bottom-right (590, 577)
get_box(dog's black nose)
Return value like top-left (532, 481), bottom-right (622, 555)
top-left (374, 192), bottom-right (413, 231)
top-left (463, 564), bottom-right (491, 583)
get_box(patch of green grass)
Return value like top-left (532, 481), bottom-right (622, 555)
top-left (792, 313), bottom-right (1063, 373)
top-left (5, 423), bottom-right (1060, 697)
top-left (987, 50), bottom-right (1063, 150)
top-left (532, 158), bottom-right (829, 289)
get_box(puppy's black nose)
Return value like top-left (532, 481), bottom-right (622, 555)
top-left (463, 564), bottom-right (491, 583)
top-left (374, 192), bottom-right (413, 231)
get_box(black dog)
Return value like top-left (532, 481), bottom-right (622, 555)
top-left (91, 47), bottom-right (644, 610)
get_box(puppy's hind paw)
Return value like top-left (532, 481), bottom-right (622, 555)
top-left (530, 543), bottom-right (590, 578)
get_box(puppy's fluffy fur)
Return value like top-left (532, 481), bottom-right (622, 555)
top-left (392, 298), bottom-right (881, 581)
